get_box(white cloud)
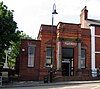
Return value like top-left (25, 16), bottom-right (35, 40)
top-left (2, 0), bottom-right (100, 38)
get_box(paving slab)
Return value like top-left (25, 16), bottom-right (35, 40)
top-left (0, 80), bottom-right (100, 88)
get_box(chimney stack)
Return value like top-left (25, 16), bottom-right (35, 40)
top-left (80, 6), bottom-right (88, 28)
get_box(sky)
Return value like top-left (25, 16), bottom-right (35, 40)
top-left (2, 0), bottom-right (100, 39)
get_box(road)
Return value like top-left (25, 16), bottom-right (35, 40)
top-left (2, 82), bottom-right (100, 89)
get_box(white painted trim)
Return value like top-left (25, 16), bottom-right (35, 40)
top-left (95, 51), bottom-right (100, 54)
top-left (95, 35), bottom-right (100, 38)
top-left (28, 45), bottom-right (35, 67)
top-left (90, 26), bottom-right (97, 77)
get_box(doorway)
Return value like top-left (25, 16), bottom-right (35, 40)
top-left (62, 61), bottom-right (70, 76)
top-left (62, 48), bottom-right (74, 76)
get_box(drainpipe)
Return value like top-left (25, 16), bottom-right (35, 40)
top-left (90, 26), bottom-right (97, 77)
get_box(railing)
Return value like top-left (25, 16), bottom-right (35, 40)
top-left (0, 76), bottom-right (2, 86)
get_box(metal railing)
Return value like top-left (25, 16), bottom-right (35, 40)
top-left (0, 76), bottom-right (2, 86)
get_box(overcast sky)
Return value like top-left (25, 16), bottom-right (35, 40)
top-left (2, 0), bottom-right (100, 38)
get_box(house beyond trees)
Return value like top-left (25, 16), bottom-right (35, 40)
top-left (16, 6), bottom-right (100, 81)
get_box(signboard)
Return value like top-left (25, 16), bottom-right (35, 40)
top-left (62, 41), bottom-right (77, 46)
top-left (62, 59), bottom-right (70, 63)
top-left (2, 72), bottom-right (8, 78)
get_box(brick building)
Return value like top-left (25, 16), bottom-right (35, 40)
top-left (17, 39), bottom-right (41, 80)
top-left (16, 6), bottom-right (100, 81)
top-left (80, 6), bottom-right (100, 77)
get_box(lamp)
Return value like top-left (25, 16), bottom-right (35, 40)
top-left (50, 3), bottom-right (58, 83)
top-left (52, 3), bottom-right (58, 14)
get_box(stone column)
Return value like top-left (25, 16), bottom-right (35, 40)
top-left (57, 41), bottom-right (61, 70)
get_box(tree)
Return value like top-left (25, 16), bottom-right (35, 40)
top-left (7, 31), bottom-right (32, 69)
top-left (0, 1), bottom-right (21, 69)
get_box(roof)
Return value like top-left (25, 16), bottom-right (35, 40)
top-left (57, 22), bottom-right (80, 30)
top-left (37, 24), bottom-right (57, 39)
top-left (40, 24), bottom-right (56, 31)
top-left (57, 22), bottom-right (80, 26)
top-left (89, 24), bottom-right (100, 27)
top-left (87, 19), bottom-right (100, 26)
top-left (88, 19), bottom-right (100, 23)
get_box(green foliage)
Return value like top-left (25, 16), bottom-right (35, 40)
top-left (7, 41), bottom-right (20, 69)
top-left (0, 1), bottom-right (20, 68)
top-left (8, 31), bottom-right (32, 69)
top-left (0, 2), bottom-right (18, 49)
top-left (20, 31), bottom-right (32, 39)
top-left (0, 1), bottom-right (32, 69)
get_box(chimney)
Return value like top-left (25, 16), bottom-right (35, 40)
top-left (80, 6), bottom-right (88, 20)
top-left (80, 6), bottom-right (88, 28)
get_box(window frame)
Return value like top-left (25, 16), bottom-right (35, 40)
top-left (45, 47), bottom-right (54, 67)
top-left (28, 45), bottom-right (36, 67)
top-left (81, 48), bottom-right (86, 68)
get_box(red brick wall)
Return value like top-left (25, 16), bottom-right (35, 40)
top-left (95, 54), bottom-right (100, 68)
top-left (81, 29), bottom-right (91, 69)
top-left (19, 39), bottom-right (41, 80)
top-left (95, 26), bottom-right (100, 35)
top-left (57, 23), bottom-right (80, 75)
top-left (38, 25), bottom-right (57, 80)
top-left (95, 37), bottom-right (100, 51)
top-left (57, 23), bottom-right (91, 75)
top-left (18, 23), bottom-right (91, 81)
top-left (95, 26), bottom-right (100, 68)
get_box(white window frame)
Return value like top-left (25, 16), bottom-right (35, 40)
top-left (45, 47), bottom-right (54, 67)
top-left (28, 45), bottom-right (36, 67)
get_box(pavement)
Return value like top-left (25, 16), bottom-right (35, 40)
top-left (0, 80), bottom-right (100, 88)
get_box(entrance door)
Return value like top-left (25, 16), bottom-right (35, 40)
top-left (62, 62), bottom-right (70, 76)
top-left (62, 48), bottom-right (74, 76)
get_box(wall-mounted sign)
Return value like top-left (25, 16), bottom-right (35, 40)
top-left (62, 59), bottom-right (70, 63)
top-left (62, 41), bottom-right (77, 46)
top-left (2, 72), bottom-right (8, 78)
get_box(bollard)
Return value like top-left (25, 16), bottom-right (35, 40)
top-left (44, 76), bottom-right (48, 83)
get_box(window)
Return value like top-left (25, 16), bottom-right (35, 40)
top-left (62, 48), bottom-right (73, 58)
top-left (46, 47), bottom-right (54, 67)
top-left (28, 45), bottom-right (35, 67)
top-left (81, 49), bottom-right (86, 68)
